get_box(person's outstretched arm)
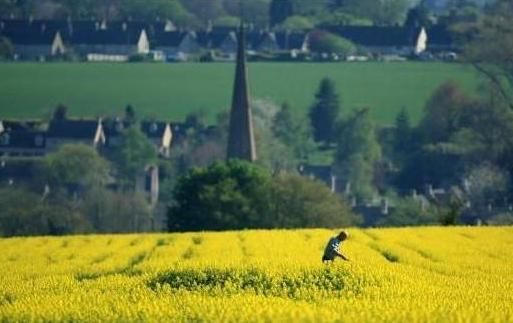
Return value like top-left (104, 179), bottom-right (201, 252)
top-left (337, 252), bottom-right (349, 261)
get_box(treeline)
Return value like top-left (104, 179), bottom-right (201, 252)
top-left (0, 0), bottom-right (484, 29)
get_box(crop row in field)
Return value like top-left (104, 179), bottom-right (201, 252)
top-left (0, 62), bottom-right (479, 124)
top-left (0, 226), bottom-right (512, 322)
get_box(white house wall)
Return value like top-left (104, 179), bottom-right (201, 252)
top-left (137, 30), bottom-right (150, 54)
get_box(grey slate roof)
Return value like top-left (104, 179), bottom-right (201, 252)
top-left (0, 29), bottom-right (56, 45)
top-left (47, 119), bottom-right (99, 139)
top-left (322, 26), bottom-right (422, 47)
top-left (141, 121), bottom-right (168, 139)
top-left (69, 29), bottom-right (143, 46)
top-left (153, 31), bottom-right (190, 47)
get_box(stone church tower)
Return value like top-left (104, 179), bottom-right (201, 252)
top-left (226, 22), bottom-right (257, 161)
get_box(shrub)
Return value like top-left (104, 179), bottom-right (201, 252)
top-left (308, 30), bottom-right (356, 56)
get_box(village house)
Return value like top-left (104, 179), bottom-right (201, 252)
top-left (153, 30), bottom-right (201, 59)
top-left (46, 118), bottom-right (105, 151)
top-left (69, 28), bottom-right (149, 61)
top-left (275, 31), bottom-right (309, 54)
top-left (0, 26), bottom-right (65, 60)
top-left (0, 121), bottom-right (46, 157)
top-left (323, 25), bottom-right (427, 56)
top-left (208, 29), bottom-right (239, 56)
top-left (140, 121), bottom-right (175, 158)
top-left (424, 25), bottom-right (457, 53)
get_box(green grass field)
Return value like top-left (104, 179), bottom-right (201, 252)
top-left (0, 62), bottom-right (480, 124)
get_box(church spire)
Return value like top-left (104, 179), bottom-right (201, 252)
top-left (226, 21), bottom-right (257, 161)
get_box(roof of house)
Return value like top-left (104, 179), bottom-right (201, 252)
top-left (0, 129), bottom-right (46, 149)
top-left (0, 120), bottom-right (43, 131)
top-left (141, 121), bottom-right (169, 139)
top-left (47, 119), bottom-right (100, 139)
top-left (207, 30), bottom-right (237, 48)
top-left (153, 31), bottom-right (192, 48)
top-left (274, 31), bottom-right (307, 50)
top-left (322, 26), bottom-right (422, 47)
top-left (426, 25), bottom-right (454, 47)
top-left (0, 29), bottom-right (57, 45)
top-left (102, 118), bottom-right (133, 137)
top-left (0, 19), bottom-right (69, 34)
top-left (69, 29), bottom-right (144, 46)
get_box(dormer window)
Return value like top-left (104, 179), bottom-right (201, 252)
top-left (150, 122), bottom-right (158, 133)
top-left (34, 134), bottom-right (44, 147)
top-left (0, 133), bottom-right (10, 146)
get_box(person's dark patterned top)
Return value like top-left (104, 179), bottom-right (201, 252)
top-left (323, 237), bottom-right (342, 260)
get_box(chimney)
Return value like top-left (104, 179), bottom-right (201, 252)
top-left (381, 198), bottom-right (389, 215)
top-left (330, 175), bottom-right (336, 193)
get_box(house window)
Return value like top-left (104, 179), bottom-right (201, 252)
top-left (150, 123), bottom-right (158, 133)
top-left (34, 134), bottom-right (44, 147)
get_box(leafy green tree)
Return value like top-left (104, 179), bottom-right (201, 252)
top-left (181, 0), bottom-right (226, 24)
top-left (81, 189), bottom-right (153, 233)
top-left (417, 81), bottom-right (474, 144)
top-left (252, 100), bottom-right (302, 174)
top-left (270, 173), bottom-right (361, 228)
top-left (334, 108), bottom-right (381, 201)
top-left (167, 160), bottom-right (272, 231)
top-left (272, 102), bottom-right (314, 161)
top-left (112, 127), bottom-right (157, 188)
top-left (341, 0), bottom-right (410, 26)
top-left (270, 0), bottom-right (294, 27)
top-left (377, 197), bottom-right (439, 227)
top-left (120, 0), bottom-right (199, 27)
top-left (309, 77), bottom-right (341, 145)
top-left (464, 163), bottom-right (509, 208)
top-left (459, 0), bottom-right (513, 108)
top-left (0, 188), bottom-right (89, 237)
top-left (308, 30), bottom-right (356, 56)
top-left (213, 15), bottom-right (240, 28)
top-left (280, 15), bottom-right (314, 30)
top-left (319, 11), bottom-right (373, 26)
top-left (167, 161), bottom-right (361, 232)
top-left (43, 144), bottom-right (110, 190)
top-left (223, 0), bottom-right (270, 27)
top-left (488, 212), bottom-right (513, 225)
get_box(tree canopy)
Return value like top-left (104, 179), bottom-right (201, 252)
top-left (309, 77), bottom-right (341, 145)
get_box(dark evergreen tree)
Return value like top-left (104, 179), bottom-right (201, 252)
top-left (394, 107), bottom-right (412, 153)
top-left (124, 105), bottom-right (136, 123)
top-left (404, 2), bottom-right (431, 28)
top-left (53, 104), bottom-right (68, 121)
top-left (309, 78), bottom-right (340, 145)
top-left (269, 0), bottom-right (294, 27)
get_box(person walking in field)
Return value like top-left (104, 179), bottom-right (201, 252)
top-left (322, 230), bottom-right (350, 263)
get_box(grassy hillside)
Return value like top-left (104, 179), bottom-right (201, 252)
top-left (1, 227), bottom-right (512, 322)
top-left (0, 62), bottom-right (479, 124)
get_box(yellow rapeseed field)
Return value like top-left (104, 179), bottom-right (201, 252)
top-left (1, 226), bottom-right (512, 322)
